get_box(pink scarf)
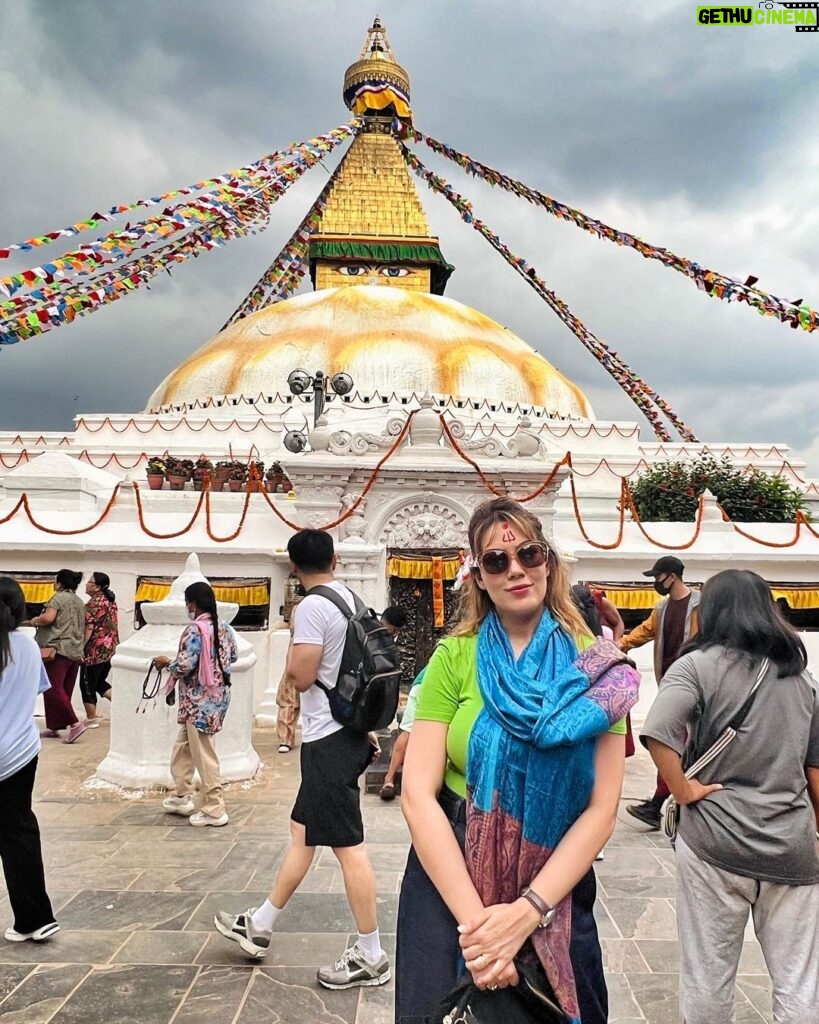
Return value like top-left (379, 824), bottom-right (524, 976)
top-left (192, 613), bottom-right (222, 696)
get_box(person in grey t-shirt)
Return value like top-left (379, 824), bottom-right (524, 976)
top-left (642, 569), bottom-right (819, 1024)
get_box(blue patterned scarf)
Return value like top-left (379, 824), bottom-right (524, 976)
top-left (465, 609), bottom-right (639, 1022)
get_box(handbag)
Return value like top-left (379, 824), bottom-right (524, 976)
top-left (663, 656), bottom-right (769, 840)
top-left (433, 961), bottom-right (567, 1024)
top-left (40, 646), bottom-right (57, 663)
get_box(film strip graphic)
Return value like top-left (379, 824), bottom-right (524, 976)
top-left (777, 2), bottom-right (819, 31)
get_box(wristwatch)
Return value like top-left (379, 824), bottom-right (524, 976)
top-left (521, 886), bottom-right (557, 929)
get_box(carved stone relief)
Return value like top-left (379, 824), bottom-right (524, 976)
top-left (380, 500), bottom-right (468, 549)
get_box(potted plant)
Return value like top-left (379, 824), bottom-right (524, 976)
top-left (146, 456), bottom-right (166, 490)
top-left (165, 456), bottom-right (187, 491)
top-left (193, 455), bottom-right (214, 491)
top-left (228, 461), bottom-right (247, 492)
top-left (265, 460), bottom-right (284, 493)
top-left (213, 460), bottom-right (232, 492)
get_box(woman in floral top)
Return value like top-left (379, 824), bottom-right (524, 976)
top-left (153, 582), bottom-right (238, 828)
top-left (81, 572), bottom-right (119, 727)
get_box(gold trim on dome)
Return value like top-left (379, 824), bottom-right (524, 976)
top-left (146, 286), bottom-right (594, 418)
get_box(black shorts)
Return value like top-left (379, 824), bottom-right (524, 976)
top-left (291, 728), bottom-right (371, 848)
top-left (80, 662), bottom-right (112, 704)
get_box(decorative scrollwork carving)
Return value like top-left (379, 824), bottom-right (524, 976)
top-left (328, 416), bottom-right (408, 457)
top-left (446, 419), bottom-right (467, 439)
top-left (450, 435), bottom-right (507, 458)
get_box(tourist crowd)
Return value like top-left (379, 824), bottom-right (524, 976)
top-left (0, 504), bottom-right (817, 1023)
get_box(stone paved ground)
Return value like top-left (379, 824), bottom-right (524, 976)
top-left (0, 726), bottom-right (775, 1023)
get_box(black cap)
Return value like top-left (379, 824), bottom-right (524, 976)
top-left (642, 556), bottom-right (684, 578)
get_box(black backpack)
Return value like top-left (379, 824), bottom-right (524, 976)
top-left (308, 585), bottom-right (402, 733)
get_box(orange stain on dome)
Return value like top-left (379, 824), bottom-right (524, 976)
top-left (147, 287), bottom-right (593, 417)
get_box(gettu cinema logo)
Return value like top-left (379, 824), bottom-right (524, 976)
top-left (697, 3), bottom-right (819, 30)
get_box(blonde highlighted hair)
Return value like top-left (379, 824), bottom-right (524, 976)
top-left (451, 498), bottom-right (588, 643)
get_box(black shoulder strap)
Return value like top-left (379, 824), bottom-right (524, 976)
top-left (307, 584), bottom-right (363, 618)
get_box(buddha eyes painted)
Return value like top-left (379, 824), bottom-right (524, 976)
top-left (336, 265), bottom-right (410, 278)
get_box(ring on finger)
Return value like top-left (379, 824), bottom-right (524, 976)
top-left (488, 984), bottom-right (498, 991)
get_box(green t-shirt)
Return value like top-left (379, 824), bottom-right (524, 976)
top-left (415, 633), bottom-right (626, 797)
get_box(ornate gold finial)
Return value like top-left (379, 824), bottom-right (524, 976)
top-left (343, 18), bottom-right (411, 122)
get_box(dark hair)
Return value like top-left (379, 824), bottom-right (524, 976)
top-left (56, 568), bottom-right (83, 592)
top-left (682, 570), bottom-right (806, 678)
top-left (184, 582), bottom-right (225, 679)
top-left (287, 529), bottom-right (334, 574)
top-left (0, 577), bottom-right (27, 675)
top-left (91, 572), bottom-right (116, 603)
top-left (381, 606), bottom-right (408, 630)
top-left (571, 584), bottom-right (602, 638)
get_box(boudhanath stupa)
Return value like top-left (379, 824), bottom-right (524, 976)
top-left (2, 19), bottom-right (819, 726)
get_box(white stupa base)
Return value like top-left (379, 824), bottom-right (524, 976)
top-left (94, 554), bottom-right (260, 791)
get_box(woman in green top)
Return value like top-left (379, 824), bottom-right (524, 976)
top-left (26, 569), bottom-right (87, 744)
top-left (397, 499), bottom-right (637, 1024)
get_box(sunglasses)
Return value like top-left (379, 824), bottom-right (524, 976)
top-left (477, 541), bottom-right (550, 576)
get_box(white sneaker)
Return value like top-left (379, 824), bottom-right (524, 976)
top-left (84, 719), bottom-right (101, 729)
top-left (317, 943), bottom-right (391, 989)
top-left (162, 795), bottom-right (195, 816)
top-left (5, 922), bottom-right (59, 943)
top-left (189, 811), bottom-right (229, 828)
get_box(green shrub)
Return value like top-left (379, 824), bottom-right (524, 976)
top-left (629, 455), bottom-right (807, 523)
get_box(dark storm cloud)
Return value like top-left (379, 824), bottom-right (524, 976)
top-left (1, 0), bottom-right (817, 466)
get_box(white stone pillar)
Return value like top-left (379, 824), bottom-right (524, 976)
top-left (94, 553), bottom-right (260, 789)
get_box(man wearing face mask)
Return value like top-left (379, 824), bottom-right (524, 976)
top-left (619, 556), bottom-right (700, 829)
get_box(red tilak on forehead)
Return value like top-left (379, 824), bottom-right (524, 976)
top-left (500, 521), bottom-right (516, 542)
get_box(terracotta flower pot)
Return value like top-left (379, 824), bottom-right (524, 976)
top-left (146, 474), bottom-right (164, 490)
top-left (167, 475), bottom-right (186, 491)
top-left (228, 479), bottom-right (244, 492)
top-left (211, 477), bottom-right (226, 492)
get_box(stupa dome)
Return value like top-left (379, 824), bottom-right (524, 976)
top-left (146, 285), bottom-right (592, 417)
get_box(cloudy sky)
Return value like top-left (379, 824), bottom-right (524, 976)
top-left (1, 1), bottom-right (817, 466)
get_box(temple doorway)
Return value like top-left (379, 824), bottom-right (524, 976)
top-left (387, 548), bottom-right (461, 686)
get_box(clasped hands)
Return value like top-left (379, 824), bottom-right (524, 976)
top-left (459, 898), bottom-right (541, 990)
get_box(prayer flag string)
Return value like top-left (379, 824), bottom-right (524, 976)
top-left (401, 144), bottom-right (697, 442)
top-left (399, 122), bottom-right (818, 336)
top-left (220, 161), bottom-right (344, 328)
top-left (0, 124), bottom-right (359, 346)
top-left (0, 122), bottom-right (360, 261)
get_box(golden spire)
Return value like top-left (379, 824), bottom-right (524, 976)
top-left (309, 22), bottom-right (452, 295)
top-left (343, 17), bottom-right (411, 121)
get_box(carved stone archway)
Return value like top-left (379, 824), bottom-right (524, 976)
top-left (377, 498), bottom-right (468, 683)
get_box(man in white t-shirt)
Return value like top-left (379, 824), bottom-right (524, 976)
top-left (214, 530), bottom-right (389, 990)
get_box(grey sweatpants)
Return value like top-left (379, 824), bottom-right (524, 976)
top-left (675, 835), bottom-right (819, 1024)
